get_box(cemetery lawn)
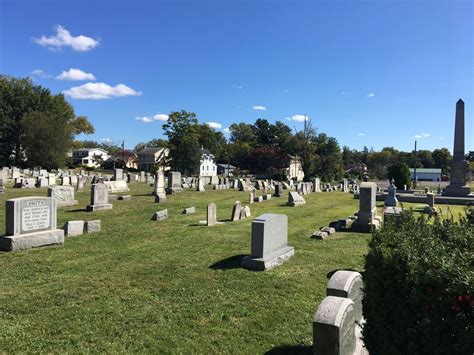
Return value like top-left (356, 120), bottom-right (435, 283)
top-left (0, 184), bottom-right (469, 353)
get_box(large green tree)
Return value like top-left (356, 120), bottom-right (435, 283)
top-left (0, 75), bottom-right (94, 168)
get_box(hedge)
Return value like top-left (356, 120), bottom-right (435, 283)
top-left (363, 209), bottom-right (473, 354)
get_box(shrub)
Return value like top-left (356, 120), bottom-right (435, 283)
top-left (387, 162), bottom-right (411, 188)
top-left (363, 210), bottom-right (473, 354)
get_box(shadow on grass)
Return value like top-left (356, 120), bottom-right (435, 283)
top-left (209, 254), bottom-right (246, 270)
top-left (64, 208), bottom-right (88, 213)
top-left (265, 345), bottom-right (312, 354)
top-left (326, 268), bottom-right (365, 279)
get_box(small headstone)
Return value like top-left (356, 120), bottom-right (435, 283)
top-left (166, 171), bottom-right (183, 194)
top-left (182, 207), bottom-right (196, 215)
top-left (113, 168), bottom-right (124, 181)
top-left (85, 220), bottom-right (101, 233)
top-left (311, 231), bottom-right (329, 240)
top-left (242, 214), bottom-right (294, 271)
top-left (254, 196), bottom-right (264, 203)
top-left (384, 179), bottom-right (398, 207)
top-left (0, 197), bottom-right (64, 251)
top-left (321, 227), bottom-right (336, 235)
top-left (152, 209), bottom-right (168, 221)
top-left (207, 203), bottom-right (217, 226)
top-left (326, 270), bottom-right (364, 322)
top-left (287, 191), bottom-right (305, 207)
top-left (87, 183), bottom-right (113, 212)
top-left (352, 182), bottom-right (380, 233)
top-left (196, 178), bottom-right (205, 192)
top-left (64, 220), bottom-right (84, 237)
top-left (426, 192), bottom-right (435, 207)
top-left (231, 201), bottom-right (242, 221)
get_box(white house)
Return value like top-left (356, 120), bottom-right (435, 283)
top-left (199, 148), bottom-right (217, 177)
top-left (72, 148), bottom-right (109, 168)
top-left (409, 168), bottom-right (442, 182)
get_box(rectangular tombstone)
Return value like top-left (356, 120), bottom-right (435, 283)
top-left (207, 202), bottom-right (217, 226)
top-left (231, 201), bottom-right (242, 221)
top-left (166, 171), bottom-right (183, 194)
top-left (1, 197), bottom-right (64, 251)
top-left (313, 296), bottom-right (356, 355)
top-left (47, 186), bottom-right (78, 207)
top-left (85, 220), bottom-right (101, 233)
top-left (103, 180), bottom-right (130, 193)
top-left (36, 177), bottom-right (48, 188)
top-left (87, 183), bottom-right (113, 212)
top-left (70, 175), bottom-right (78, 186)
top-left (152, 209), bottom-right (168, 221)
top-left (242, 214), bottom-right (294, 271)
top-left (352, 182), bottom-right (377, 232)
top-left (61, 176), bottom-right (71, 186)
top-left (64, 220), bottom-right (84, 237)
top-left (114, 168), bottom-right (124, 181)
top-left (426, 192), bottom-right (435, 207)
top-left (48, 175), bottom-right (56, 186)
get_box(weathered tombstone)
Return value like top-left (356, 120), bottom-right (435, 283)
top-left (87, 183), bottom-right (113, 211)
top-left (48, 175), bottom-right (56, 186)
top-left (254, 195), bottom-right (264, 203)
top-left (312, 230), bottom-right (329, 240)
top-left (384, 179), bottom-right (398, 207)
top-left (182, 207), bottom-right (196, 215)
top-left (151, 209), bottom-right (168, 221)
top-left (61, 176), bottom-right (71, 186)
top-left (327, 270), bottom-right (364, 323)
top-left (64, 220), bottom-right (84, 237)
top-left (0, 197), bottom-right (64, 251)
top-left (287, 191), bottom-right (306, 207)
top-left (113, 168), bottom-right (124, 181)
top-left (196, 178), bottom-right (205, 192)
top-left (342, 179), bottom-right (349, 193)
top-left (48, 186), bottom-right (78, 207)
top-left (0, 179), bottom-right (5, 194)
top-left (103, 180), bottom-right (130, 193)
top-left (166, 171), bottom-right (183, 194)
top-left (231, 201), bottom-right (242, 221)
top-left (249, 191), bottom-right (255, 204)
top-left (140, 171), bottom-right (145, 182)
top-left (77, 177), bottom-right (86, 192)
top-left (36, 177), bottom-right (48, 188)
top-left (242, 214), bottom-right (294, 271)
top-left (313, 296), bottom-right (356, 355)
top-left (70, 175), bottom-right (78, 186)
top-left (351, 182), bottom-right (380, 233)
top-left (207, 202), bottom-right (217, 226)
top-left (426, 192), bottom-right (435, 207)
top-left (85, 220), bottom-right (101, 233)
top-left (240, 205), bottom-right (251, 219)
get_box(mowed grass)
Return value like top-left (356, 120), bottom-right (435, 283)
top-left (0, 182), bottom-right (468, 353)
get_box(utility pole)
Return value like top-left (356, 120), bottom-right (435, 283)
top-left (122, 140), bottom-right (125, 170)
top-left (413, 140), bottom-right (417, 189)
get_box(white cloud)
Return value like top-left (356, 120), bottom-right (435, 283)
top-left (253, 105), bottom-right (267, 111)
top-left (232, 84), bottom-right (243, 89)
top-left (358, 133), bottom-right (366, 136)
top-left (135, 116), bottom-right (153, 123)
top-left (30, 69), bottom-right (52, 78)
top-left (33, 25), bottom-right (100, 52)
top-left (414, 133), bottom-right (431, 139)
top-left (223, 127), bottom-right (230, 134)
top-left (63, 82), bottom-right (141, 99)
top-left (286, 114), bottom-right (308, 122)
top-left (56, 68), bottom-right (96, 81)
top-left (100, 138), bottom-right (113, 144)
top-left (368, 93), bottom-right (375, 98)
top-left (152, 113), bottom-right (169, 121)
top-left (206, 122), bottom-right (222, 130)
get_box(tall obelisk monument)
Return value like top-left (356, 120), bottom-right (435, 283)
top-left (444, 99), bottom-right (471, 197)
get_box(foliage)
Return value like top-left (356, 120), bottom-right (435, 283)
top-left (432, 148), bottom-right (452, 175)
top-left (363, 210), bottom-right (474, 354)
top-left (387, 162), bottom-right (411, 188)
top-left (0, 75), bottom-right (94, 167)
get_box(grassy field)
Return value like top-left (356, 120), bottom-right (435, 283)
top-left (0, 182), bottom-right (469, 353)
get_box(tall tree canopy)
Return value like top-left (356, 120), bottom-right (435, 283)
top-left (0, 75), bottom-right (94, 168)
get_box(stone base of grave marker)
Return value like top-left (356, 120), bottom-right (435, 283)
top-left (242, 246), bottom-right (294, 271)
top-left (0, 229), bottom-right (64, 251)
top-left (86, 203), bottom-right (113, 212)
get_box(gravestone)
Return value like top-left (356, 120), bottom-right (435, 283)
top-left (64, 220), bottom-right (84, 237)
top-left (85, 220), bottom-right (101, 233)
top-left (36, 177), bottom-right (48, 188)
top-left (70, 175), bottom-right (78, 186)
top-left (151, 209), bottom-right (168, 221)
top-left (327, 270), bottom-right (364, 323)
top-left (140, 171), bottom-right (145, 182)
top-left (0, 197), bottom-right (64, 251)
top-left (77, 177), bottom-right (86, 192)
top-left (48, 175), bottom-right (56, 186)
top-left (242, 214), bottom-right (294, 271)
top-left (351, 182), bottom-right (381, 233)
top-left (274, 183), bottom-right (282, 197)
top-left (61, 176), bottom-right (71, 186)
top-left (182, 207), bottom-right (196, 215)
top-left (426, 192), bottom-right (435, 207)
top-left (231, 201), bottom-right (242, 221)
top-left (113, 168), bottom-right (124, 181)
top-left (287, 191), bottom-right (305, 207)
top-left (196, 178), bottom-right (205, 192)
top-left (444, 99), bottom-right (471, 197)
top-left (87, 183), bottom-right (113, 211)
top-left (240, 205), bottom-right (251, 219)
top-left (384, 179), bottom-right (398, 207)
top-left (313, 296), bottom-right (356, 355)
top-left (207, 203), bottom-right (217, 226)
top-left (48, 186), bottom-right (78, 207)
top-left (0, 179), bottom-right (4, 194)
top-left (166, 171), bottom-right (183, 194)
top-left (103, 180), bottom-right (130, 193)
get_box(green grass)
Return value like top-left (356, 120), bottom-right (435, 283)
top-left (0, 183), bottom-right (468, 353)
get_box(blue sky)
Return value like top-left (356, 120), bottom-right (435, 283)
top-left (1, 0), bottom-right (472, 152)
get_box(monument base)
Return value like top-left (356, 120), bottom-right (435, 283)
top-left (0, 229), bottom-right (64, 252)
top-left (351, 217), bottom-right (382, 233)
top-left (242, 246), bottom-right (294, 271)
top-left (443, 185), bottom-right (471, 197)
top-left (87, 204), bottom-right (113, 212)
top-left (287, 202), bottom-right (305, 207)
